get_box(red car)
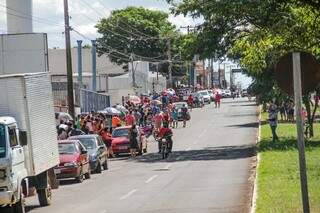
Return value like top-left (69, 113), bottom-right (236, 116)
top-left (111, 126), bottom-right (148, 156)
top-left (54, 140), bottom-right (91, 183)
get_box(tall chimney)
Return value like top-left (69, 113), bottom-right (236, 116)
top-left (6, 0), bottom-right (33, 33)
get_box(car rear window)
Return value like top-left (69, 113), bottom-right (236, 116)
top-left (77, 138), bottom-right (97, 150)
top-left (58, 143), bottom-right (77, 154)
top-left (112, 129), bottom-right (129, 138)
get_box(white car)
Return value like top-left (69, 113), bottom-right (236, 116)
top-left (198, 90), bottom-right (211, 104)
top-left (208, 90), bottom-right (214, 101)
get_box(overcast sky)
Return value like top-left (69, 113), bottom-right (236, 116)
top-left (0, 0), bottom-right (199, 48)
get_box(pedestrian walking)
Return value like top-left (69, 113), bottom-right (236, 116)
top-left (268, 102), bottom-right (279, 142)
top-left (171, 107), bottom-right (178, 128)
top-left (181, 104), bottom-right (188, 128)
top-left (279, 102), bottom-right (286, 121)
top-left (215, 92), bottom-right (221, 108)
top-left (129, 125), bottom-right (138, 158)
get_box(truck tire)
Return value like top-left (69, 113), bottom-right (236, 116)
top-left (13, 190), bottom-right (25, 213)
top-left (1, 206), bottom-right (13, 213)
top-left (37, 187), bottom-right (52, 206)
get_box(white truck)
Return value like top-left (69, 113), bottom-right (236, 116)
top-left (0, 73), bottom-right (59, 213)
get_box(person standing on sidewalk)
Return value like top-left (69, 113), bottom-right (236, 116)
top-left (268, 102), bottom-right (279, 142)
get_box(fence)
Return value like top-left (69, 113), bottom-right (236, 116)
top-left (51, 82), bottom-right (110, 113)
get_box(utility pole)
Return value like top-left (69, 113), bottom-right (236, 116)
top-left (91, 40), bottom-right (97, 92)
top-left (63, 0), bottom-right (75, 118)
top-left (77, 40), bottom-right (83, 88)
top-left (130, 53), bottom-right (136, 90)
top-left (292, 52), bottom-right (310, 213)
top-left (167, 38), bottom-right (172, 88)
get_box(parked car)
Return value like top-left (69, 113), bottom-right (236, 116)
top-left (198, 90), bottom-right (211, 104)
top-left (241, 89), bottom-right (248, 97)
top-left (208, 90), bottom-right (214, 101)
top-left (111, 126), bottom-right (147, 156)
top-left (55, 140), bottom-right (91, 183)
top-left (70, 135), bottom-right (108, 173)
top-left (173, 102), bottom-right (191, 121)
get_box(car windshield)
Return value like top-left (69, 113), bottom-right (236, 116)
top-left (0, 125), bottom-right (6, 158)
top-left (112, 129), bottom-right (129, 138)
top-left (200, 92), bottom-right (208, 96)
top-left (174, 103), bottom-right (185, 109)
top-left (77, 138), bottom-right (97, 150)
top-left (208, 91), bottom-right (213, 94)
top-left (58, 143), bottom-right (76, 154)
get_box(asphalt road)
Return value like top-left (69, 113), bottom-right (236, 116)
top-left (26, 98), bottom-right (258, 213)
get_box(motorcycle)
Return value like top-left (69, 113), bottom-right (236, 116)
top-left (157, 134), bottom-right (172, 159)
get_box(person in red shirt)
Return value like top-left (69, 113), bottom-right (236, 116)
top-left (100, 127), bottom-right (114, 157)
top-left (153, 112), bottom-right (163, 131)
top-left (125, 111), bottom-right (136, 126)
top-left (187, 94), bottom-right (194, 110)
top-left (157, 123), bottom-right (173, 153)
top-left (215, 92), bottom-right (221, 108)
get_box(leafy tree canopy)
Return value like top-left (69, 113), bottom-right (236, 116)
top-left (96, 7), bottom-right (175, 66)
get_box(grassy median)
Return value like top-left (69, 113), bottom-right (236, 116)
top-left (256, 114), bottom-right (320, 213)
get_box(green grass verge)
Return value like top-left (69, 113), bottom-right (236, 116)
top-left (256, 113), bottom-right (320, 213)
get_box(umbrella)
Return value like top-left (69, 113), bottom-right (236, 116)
top-left (100, 107), bottom-right (121, 116)
top-left (128, 95), bottom-right (141, 105)
top-left (166, 88), bottom-right (176, 96)
top-left (114, 104), bottom-right (128, 113)
top-left (152, 100), bottom-right (162, 105)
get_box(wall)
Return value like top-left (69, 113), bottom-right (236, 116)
top-left (48, 48), bottom-right (124, 75)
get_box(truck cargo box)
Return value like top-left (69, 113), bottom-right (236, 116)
top-left (0, 73), bottom-right (59, 176)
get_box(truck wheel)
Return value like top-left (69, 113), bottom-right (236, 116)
top-left (37, 186), bottom-right (52, 206)
top-left (1, 206), bottom-right (13, 213)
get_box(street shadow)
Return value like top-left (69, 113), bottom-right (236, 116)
top-left (229, 113), bottom-right (259, 117)
top-left (258, 137), bottom-right (320, 152)
top-left (134, 144), bottom-right (256, 164)
top-left (58, 179), bottom-right (79, 185)
top-left (26, 205), bottom-right (41, 212)
top-left (229, 103), bottom-right (258, 107)
top-left (226, 122), bottom-right (259, 129)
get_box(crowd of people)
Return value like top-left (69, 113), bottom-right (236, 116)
top-left (56, 91), bottom-right (191, 157)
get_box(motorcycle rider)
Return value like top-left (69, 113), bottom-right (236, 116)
top-left (157, 122), bottom-right (173, 153)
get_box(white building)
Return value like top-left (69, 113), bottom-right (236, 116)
top-left (48, 48), bottom-right (125, 92)
top-left (108, 61), bottom-right (167, 105)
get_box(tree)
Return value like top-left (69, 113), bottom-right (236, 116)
top-left (95, 7), bottom-right (176, 69)
top-left (168, 0), bottom-right (320, 136)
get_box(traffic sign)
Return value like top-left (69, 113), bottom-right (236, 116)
top-left (275, 52), bottom-right (320, 95)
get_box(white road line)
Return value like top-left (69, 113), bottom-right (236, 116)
top-left (163, 163), bottom-right (172, 170)
top-left (120, 189), bottom-right (138, 200)
top-left (99, 210), bottom-right (107, 213)
top-left (185, 147), bottom-right (191, 151)
top-left (145, 175), bottom-right (158, 184)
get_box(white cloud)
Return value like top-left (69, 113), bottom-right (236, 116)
top-left (0, 0), bottom-right (199, 47)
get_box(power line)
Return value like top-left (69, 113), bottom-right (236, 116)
top-left (0, 4), bottom-right (64, 27)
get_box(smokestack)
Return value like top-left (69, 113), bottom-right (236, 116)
top-left (6, 0), bottom-right (33, 33)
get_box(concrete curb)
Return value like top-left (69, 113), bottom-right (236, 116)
top-left (250, 105), bottom-right (262, 213)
